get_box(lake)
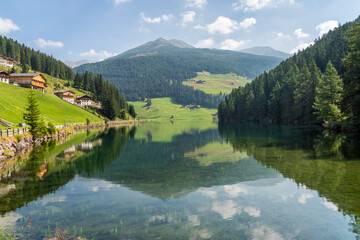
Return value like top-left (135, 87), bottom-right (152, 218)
top-left (1, 121), bottom-right (360, 239)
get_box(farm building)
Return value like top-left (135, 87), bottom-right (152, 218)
top-left (54, 89), bottom-right (76, 104)
top-left (9, 73), bottom-right (47, 92)
top-left (0, 55), bottom-right (16, 68)
top-left (76, 95), bottom-right (92, 106)
top-left (0, 71), bottom-right (10, 84)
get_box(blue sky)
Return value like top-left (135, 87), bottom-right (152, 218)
top-left (0, 0), bottom-right (359, 61)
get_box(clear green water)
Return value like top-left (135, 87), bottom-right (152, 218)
top-left (1, 122), bottom-right (360, 239)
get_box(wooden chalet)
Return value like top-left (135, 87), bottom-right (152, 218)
top-left (76, 95), bottom-right (92, 106)
top-left (54, 89), bottom-right (76, 104)
top-left (0, 55), bottom-right (16, 68)
top-left (9, 73), bottom-right (47, 92)
top-left (0, 71), bottom-right (10, 84)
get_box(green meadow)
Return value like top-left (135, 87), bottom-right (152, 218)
top-left (182, 72), bottom-right (250, 95)
top-left (0, 82), bottom-right (102, 126)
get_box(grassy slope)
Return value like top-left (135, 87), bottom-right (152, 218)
top-left (129, 97), bottom-right (217, 121)
top-left (182, 72), bottom-right (250, 95)
top-left (0, 82), bottom-right (102, 125)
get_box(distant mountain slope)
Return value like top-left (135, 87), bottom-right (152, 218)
top-left (63, 59), bottom-right (94, 68)
top-left (240, 46), bottom-right (291, 59)
top-left (75, 38), bottom-right (282, 107)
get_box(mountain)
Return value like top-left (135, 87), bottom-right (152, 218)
top-left (240, 46), bottom-right (291, 59)
top-left (74, 38), bottom-right (283, 107)
top-left (63, 59), bottom-right (94, 68)
top-left (116, 37), bottom-right (194, 58)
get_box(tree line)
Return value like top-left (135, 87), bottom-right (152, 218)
top-left (0, 35), bottom-right (73, 80)
top-left (73, 71), bottom-right (136, 120)
top-left (219, 16), bottom-right (360, 131)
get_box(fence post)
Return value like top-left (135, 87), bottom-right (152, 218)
top-left (7, 129), bottom-right (9, 137)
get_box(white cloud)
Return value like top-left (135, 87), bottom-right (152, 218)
top-left (195, 38), bottom-right (214, 48)
top-left (294, 28), bottom-right (309, 38)
top-left (277, 32), bottom-right (292, 40)
top-left (322, 199), bottom-right (338, 211)
top-left (185, 0), bottom-right (207, 8)
top-left (252, 226), bottom-right (284, 240)
top-left (194, 25), bottom-right (206, 30)
top-left (224, 184), bottom-right (248, 197)
top-left (244, 206), bottom-right (261, 217)
top-left (233, 0), bottom-right (295, 12)
top-left (0, 17), bottom-right (20, 34)
top-left (79, 49), bottom-right (117, 60)
top-left (114, 0), bottom-right (131, 5)
top-left (181, 11), bottom-right (196, 26)
top-left (212, 200), bottom-right (242, 220)
top-left (34, 38), bottom-right (64, 48)
top-left (161, 14), bottom-right (174, 21)
top-left (239, 18), bottom-right (257, 29)
top-left (298, 193), bottom-right (313, 204)
top-left (206, 16), bottom-right (256, 35)
top-left (290, 42), bottom-right (314, 54)
top-left (220, 39), bottom-right (248, 50)
top-left (140, 12), bottom-right (161, 24)
top-left (316, 20), bottom-right (338, 37)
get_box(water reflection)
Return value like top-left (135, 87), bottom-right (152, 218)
top-left (0, 122), bottom-right (359, 239)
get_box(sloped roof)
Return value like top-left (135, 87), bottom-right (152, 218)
top-left (54, 89), bottom-right (76, 94)
top-left (76, 95), bottom-right (92, 100)
top-left (10, 73), bottom-right (41, 77)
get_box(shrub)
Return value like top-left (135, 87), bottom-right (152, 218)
top-left (15, 135), bottom-right (22, 142)
top-left (47, 122), bottom-right (56, 135)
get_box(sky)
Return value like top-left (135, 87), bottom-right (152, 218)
top-left (0, 0), bottom-right (359, 62)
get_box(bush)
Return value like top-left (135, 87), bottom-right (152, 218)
top-left (15, 135), bottom-right (22, 142)
top-left (47, 122), bottom-right (56, 135)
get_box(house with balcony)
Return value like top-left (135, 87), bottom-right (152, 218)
top-left (9, 73), bottom-right (47, 92)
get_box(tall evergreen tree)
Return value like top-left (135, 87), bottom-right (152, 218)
top-left (24, 91), bottom-right (44, 140)
top-left (313, 61), bottom-right (343, 123)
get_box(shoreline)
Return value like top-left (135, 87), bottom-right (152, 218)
top-left (0, 120), bottom-right (139, 174)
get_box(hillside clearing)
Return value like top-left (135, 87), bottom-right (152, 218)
top-left (183, 72), bottom-right (250, 95)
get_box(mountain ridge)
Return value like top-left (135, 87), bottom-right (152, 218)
top-left (240, 46), bottom-right (291, 59)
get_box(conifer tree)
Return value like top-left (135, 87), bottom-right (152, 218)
top-left (24, 91), bottom-right (44, 139)
top-left (313, 61), bottom-right (343, 123)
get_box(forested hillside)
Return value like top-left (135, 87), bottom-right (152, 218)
top-left (0, 36), bottom-right (134, 121)
top-left (0, 36), bottom-right (73, 80)
top-left (74, 39), bottom-right (282, 108)
top-left (219, 16), bottom-right (360, 130)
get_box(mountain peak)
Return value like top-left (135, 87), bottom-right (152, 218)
top-left (114, 38), bottom-right (194, 58)
top-left (240, 46), bottom-right (291, 59)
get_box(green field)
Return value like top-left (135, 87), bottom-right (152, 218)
top-left (0, 82), bottom-right (102, 126)
top-left (129, 98), bottom-right (217, 121)
top-left (183, 72), bottom-right (250, 95)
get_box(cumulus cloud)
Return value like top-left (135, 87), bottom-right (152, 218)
top-left (195, 38), bottom-right (214, 48)
top-left (197, 188), bottom-right (218, 199)
top-left (161, 14), bottom-right (174, 21)
top-left (290, 42), bottom-right (314, 54)
top-left (316, 20), bottom-right (338, 37)
top-left (212, 200), bottom-right (242, 220)
top-left (79, 49), bottom-right (117, 60)
top-left (34, 38), bottom-right (64, 48)
top-left (114, 0), bottom-right (131, 5)
top-left (244, 206), bottom-right (261, 217)
top-left (181, 11), bottom-right (196, 26)
top-left (224, 184), bottom-right (248, 197)
top-left (206, 16), bottom-right (256, 35)
top-left (140, 12), bottom-right (161, 23)
top-left (239, 18), bottom-right (257, 29)
top-left (298, 193), bottom-right (313, 204)
top-left (322, 199), bottom-right (338, 211)
top-left (277, 32), bottom-right (292, 40)
top-left (233, 0), bottom-right (295, 12)
top-left (294, 28), bottom-right (309, 38)
top-left (185, 0), bottom-right (207, 8)
top-left (252, 226), bottom-right (284, 240)
top-left (220, 39), bottom-right (248, 50)
top-left (0, 17), bottom-right (20, 34)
